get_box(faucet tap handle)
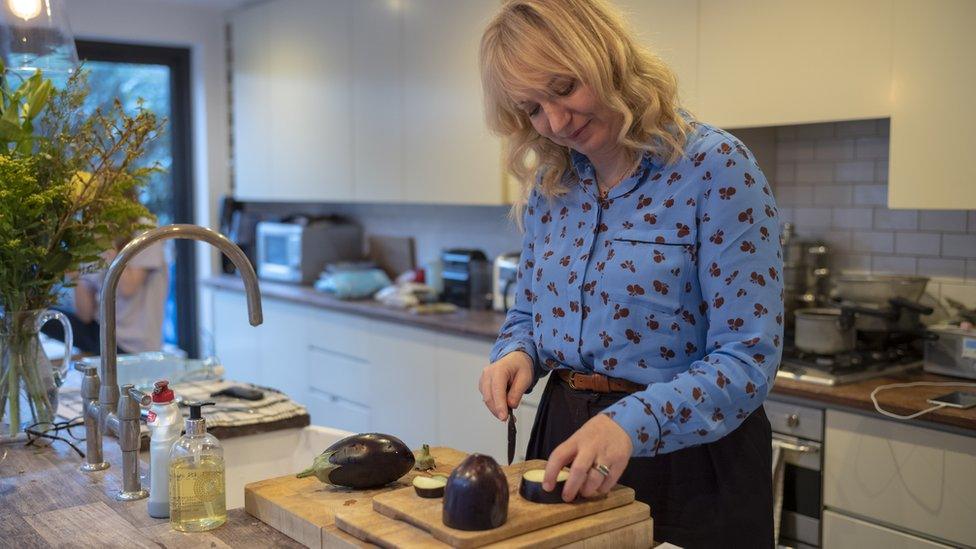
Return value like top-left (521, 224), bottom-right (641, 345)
top-left (127, 386), bottom-right (151, 407)
top-left (74, 361), bottom-right (97, 375)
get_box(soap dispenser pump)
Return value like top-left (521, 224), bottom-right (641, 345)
top-left (169, 401), bottom-right (226, 532)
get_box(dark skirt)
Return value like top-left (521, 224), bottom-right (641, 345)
top-left (525, 372), bottom-right (774, 549)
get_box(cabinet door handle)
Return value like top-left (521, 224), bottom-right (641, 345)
top-left (786, 413), bottom-right (800, 427)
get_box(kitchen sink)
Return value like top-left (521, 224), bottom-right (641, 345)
top-left (222, 424), bottom-right (352, 509)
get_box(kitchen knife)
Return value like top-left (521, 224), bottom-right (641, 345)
top-left (507, 407), bottom-right (517, 466)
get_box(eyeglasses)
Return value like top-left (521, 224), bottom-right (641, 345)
top-left (24, 416), bottom-right (86, 458)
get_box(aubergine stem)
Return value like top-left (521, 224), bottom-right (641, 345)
top-left (296, 452), bottom-right (338, 481)
top-left (415, 444), bottom-right (436, 471)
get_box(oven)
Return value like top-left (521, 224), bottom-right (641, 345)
top-left (766, 399), bottom-right (824, 549)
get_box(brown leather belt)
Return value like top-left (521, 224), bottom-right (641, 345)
top-left (557, 369), bottom-right (647, 394)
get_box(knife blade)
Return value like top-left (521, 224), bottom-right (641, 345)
top-left (507, 407), bottom-right (517, 466)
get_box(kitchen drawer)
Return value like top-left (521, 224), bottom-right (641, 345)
top-left (823, 510), bottom-right (954, 548)
top-left (765, 398), bottom-right (823, 442)
top-left (824, 410), bottom-right (976, 547)
top-left (306, 388), bottom-right (371, 434)
top-left (306, 308), bottom-right (371, 362)
top-left (308, 345), bottom-right (372, 406)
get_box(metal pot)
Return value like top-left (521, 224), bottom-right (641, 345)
top-left (832, 274), bottom-right (929, 305)
top-left (794, 308), bottom-right (856, 355)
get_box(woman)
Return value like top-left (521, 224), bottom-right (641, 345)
top-left (478, 1), bottom-right (783, 546)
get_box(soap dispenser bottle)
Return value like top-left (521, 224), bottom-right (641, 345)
top-left (169, 401), bottom-right (226, 532)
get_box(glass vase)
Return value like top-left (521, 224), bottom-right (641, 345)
top-left (0, 309), bottom-right (73, 439)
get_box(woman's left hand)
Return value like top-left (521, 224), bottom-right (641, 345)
top-left (543, 413), bottom-right (633, 502)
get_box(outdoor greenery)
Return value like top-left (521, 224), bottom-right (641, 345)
top-left (0, 63), bottom-right (163, 434)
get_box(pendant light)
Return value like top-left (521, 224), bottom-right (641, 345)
top-left (0, 0), bottom-right (78, 81)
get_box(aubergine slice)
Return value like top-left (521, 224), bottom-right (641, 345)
top-left (519, 469), bottom-right (570, 504)
top-left (296, 433), bottom-right (415, 489)
top-left (442, 454), bottom-right (509, 531)
top-left (413, 474), bottom-right (448, 498)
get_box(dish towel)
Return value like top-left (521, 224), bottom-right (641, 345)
top-left (58, 378), bottom-right (307, 437)
top-left (770, 439), bottom-right (787, 545)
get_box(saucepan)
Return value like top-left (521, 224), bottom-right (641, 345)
top-left (794, 308), bottom-right (856, 355)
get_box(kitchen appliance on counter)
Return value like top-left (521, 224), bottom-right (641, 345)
top-left (924, 325), bottom-right (976, 379)
top-left (441, 249), bottom-right (491, 309)
top-left (781, 274), bottom-right (933, 385)
top-left (256, 216), bottom-right (363, 284)
top-left (492, 252), bottom-right (520, 312)
top-left (218, 196), bottom-right (270, 275)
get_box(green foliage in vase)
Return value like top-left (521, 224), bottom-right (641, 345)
top-left (0, 63), bottom-right (163, 314)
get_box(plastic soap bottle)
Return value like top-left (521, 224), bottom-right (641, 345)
top-left (169, 401), bottom-right (226, 532)
top-left (147, 380), bottom-right (182, 518)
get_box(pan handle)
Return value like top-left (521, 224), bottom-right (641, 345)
top-left (889, 297), bottom-right (934, 316)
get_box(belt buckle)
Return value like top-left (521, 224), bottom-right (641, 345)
top-left (568, 372), bottom-right (581, 390)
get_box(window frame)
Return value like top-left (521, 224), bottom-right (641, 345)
top-left (75, 40), bottom-right (199, 357)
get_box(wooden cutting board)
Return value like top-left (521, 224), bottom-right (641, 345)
top-left (370, 459), bottom-right (636, 548)
top-left (244, 447), bottom-right (469, 548)
top-left (336, 500), bottom-right (652, 548)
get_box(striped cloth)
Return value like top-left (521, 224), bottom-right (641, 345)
top-left (58, 377), bottom-right (307, 436)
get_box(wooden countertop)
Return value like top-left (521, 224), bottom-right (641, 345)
top-left (0, 439), bottom-right (302, 548)
top-left (206, 275), bottom-right (976, 435)
top-left (204, 274), bottom-right (506, 341)
top-left (772, 370), bottom-right (976, 434)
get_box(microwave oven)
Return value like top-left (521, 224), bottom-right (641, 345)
top-left (255, 220), bottom-right (363, 284)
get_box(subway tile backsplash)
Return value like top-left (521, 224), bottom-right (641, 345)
top-left (770, 118), bottom-right (976, 307)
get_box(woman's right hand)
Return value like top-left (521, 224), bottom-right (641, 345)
top-left (479, 351), bottom-right (534, 422)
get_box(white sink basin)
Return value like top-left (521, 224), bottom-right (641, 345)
top-left (222, 425), bottom-right (352, 509)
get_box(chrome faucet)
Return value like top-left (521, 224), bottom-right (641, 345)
top-left (77, 224), bottom-right (263, 501)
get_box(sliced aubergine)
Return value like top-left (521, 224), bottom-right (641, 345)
top-left (442, 454), bottom-right (509, 531)
top-left (519, 468), bottom-right (570, 504)
top-left (413, 474), bottom-right (448, 498)
top-left (296, 433), bottom-right (415, 489)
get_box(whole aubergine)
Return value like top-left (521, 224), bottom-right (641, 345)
top-left (442, 453), bottom-right (509, 531)
top-left (296, 433), bottom-right (415, 489)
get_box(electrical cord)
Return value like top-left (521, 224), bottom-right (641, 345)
top-left (870, 381), bottom-right (976, 420)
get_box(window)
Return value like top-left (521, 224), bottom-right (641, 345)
top-left (75, 41), bottom-right (198, 357)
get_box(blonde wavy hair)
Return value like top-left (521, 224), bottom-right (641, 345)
top-left (480, 0), bottom-right (692, 214)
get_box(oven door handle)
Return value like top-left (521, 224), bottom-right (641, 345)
top-left (772, 434), bottom-right (820, 454)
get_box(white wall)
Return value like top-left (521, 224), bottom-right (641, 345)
top-left (65, 0), bottom-right (231, 344)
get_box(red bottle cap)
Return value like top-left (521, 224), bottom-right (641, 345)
top-left (152, 380), bottom-right (175, 403)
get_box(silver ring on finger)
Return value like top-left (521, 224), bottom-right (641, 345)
top-left (591, 463), bottom-right (611, 477)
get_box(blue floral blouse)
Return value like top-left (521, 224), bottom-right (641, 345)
top-left (490, 121), bottom-right (784, 457)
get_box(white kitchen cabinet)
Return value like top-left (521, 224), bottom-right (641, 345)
top-left (887, 0), bottom-right (976, 209)
top-left (231, 0), bottom-right (505, 204)
top-left (232, 0), bottom-right (354, 202)
top-left (824, 410), bottom-right (976, 548)
top-left (257, 298), bottom-right (311, 404)
top-left (230, 1), bottom-right (272, 200)
top-left (400, 0), bottom-right (505, 204)
top-left (367, 323), bottom-right (441, 449)
top-left (697, 0), bottom-right (892, 128)
top-left (305, 388), bottom-right (372, 434)
top-left (212, 288), bottom-right (265, 384)
top-left (350, 0), bottom-right (403, 202)
top-left (615, 0), bottom-right (700, 115)
top-left (822, 510), bottom-right (955, 549)
top-left (436, 335), bottom-right (510, 459)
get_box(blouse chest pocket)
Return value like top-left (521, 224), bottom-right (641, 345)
top-left (601, 228), bottom-right (695, 315)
